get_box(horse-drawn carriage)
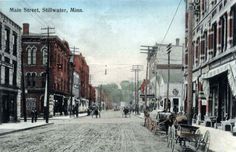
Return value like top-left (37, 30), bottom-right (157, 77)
top-left (91, 106), bottom-right (101, 118)
top-left (167, 124), bottom-right (210, 152)
top-left (122, 107), bottom-right (131, 118)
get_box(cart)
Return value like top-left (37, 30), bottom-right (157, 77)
top-left (122, 107), bottom-right (131, 118)
top-left (167, 124), bottom-right (210, 152)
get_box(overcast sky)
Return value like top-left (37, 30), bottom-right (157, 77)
top-left (0, 0), bottom-right (185, 86)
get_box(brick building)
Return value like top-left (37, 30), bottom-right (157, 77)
top-left (0, 12), bottom-right (21, 123)
top-left (22, 23), bottom-right (71, 116)
top-left (73, 54), bottom-right (90, 109)
top-left (185, 0), bottom-right (236, 125)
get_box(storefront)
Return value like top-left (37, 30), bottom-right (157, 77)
top-left (0, 90), bottom-right (17, 123)
top-left (199, 62), bottom-right (236, 123)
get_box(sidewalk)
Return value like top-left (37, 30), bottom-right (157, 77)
top-left (0, 113), bottom-right (88, 136)
top-left (194, 124), bottom-right (236, 152)
top-left (138, 112), bottom-right (236, 152)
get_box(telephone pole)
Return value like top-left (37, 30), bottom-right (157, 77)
top-left (41, 27), bottom-right (55, 123)
top-left (166, 43), bottom-right (172, 111)
top-left (131, 65), bottom-right (142, 114)
top-left (187, 1), bottom-right (194, 124)
top-left (140, 45), bottom-right (158, 110)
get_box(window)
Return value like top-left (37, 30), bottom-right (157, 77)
top-left (13, 61), bottom-right (17, 85)
top-left (26, 73), bottom-right (31, 87)
top-left (0, 24), bottom-right (2, 49)
top-left (4, 28), bottom-right (10, 53)
top-left (41, 46), bottom-right (47, 65)
top-left (233, 7), bottom-right (236, 46)
top-left (27, 46), bottom-right (37, 65)
top-left (5, 67), bottom-right (9, 85)
top-left (204, 32), bottom-right (208, 61)
top-left (32, 73), bottom-right (36, 87)
top-left (12, 32), bottom-right (17, 56)
top-left (213, 23), bottom-right (217, 57)
top-left (41, 73), bottom-right (46, 87)
top-left (32, 47), bottom-right (36, 64)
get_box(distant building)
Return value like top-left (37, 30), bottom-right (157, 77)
top-left (21, 23), bottom-right (71, 116)
top-left (148, 39), bottom-right (184, 112)
top-left (0, 12), bottom-right (22, 123)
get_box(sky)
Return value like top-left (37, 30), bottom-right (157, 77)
top-left (0, 0), bottom-right (185, 86)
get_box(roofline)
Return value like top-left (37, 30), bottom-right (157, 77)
top-left (0, 11), bottom-right (22, 30)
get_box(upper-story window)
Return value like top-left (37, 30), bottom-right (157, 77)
top-left (26, 73), bottom-right (31, 87)
top-left (233, 6), bottom-right (236, 46)
top-left (27, 46), bottom-right (37, 65)
top-left (13, 60), bottom-right (17, 85)
top-left (12, 32), bottom-right (17, 56)
top-left (41, 46), bottom-right (47, 65)
top-left (4, 57), bottom-right (10, 85)
top-left (41, 72), bottom-right (46, 87)
top-left (0, 24), bottom-right (2, 49)
top-left (32, 73), bottom-right (36, 87)
top-left (4, 28), bottom-right (10, 53)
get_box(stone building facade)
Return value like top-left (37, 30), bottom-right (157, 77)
top-left (0, 12), bottom-right (21, 123)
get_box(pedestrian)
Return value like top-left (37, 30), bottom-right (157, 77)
top-left (34, 109), bottom-right (38, 122)
top-left (31, 108), bottom-right (35, 123)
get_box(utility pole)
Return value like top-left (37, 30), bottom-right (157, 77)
top-left (140, 45), bottom-right (158, 110)
top-left (187, 1), bottom-right (194, 124)
top-left (69, 47), bottom-right (79, 117)
top-left (41, 26), bottom-right (55, 123)
top-left (166, 43), bottom-right (172, 112)
top-left (131, 65), bottom-right (142, 114)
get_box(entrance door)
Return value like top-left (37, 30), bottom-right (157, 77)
top-left (173, 98), bottom-right (179, 113)
top-left (2, 95), bottom-right (9, 123)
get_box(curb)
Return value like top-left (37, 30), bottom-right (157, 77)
top-left (0, 122), bottom-right (54, 136)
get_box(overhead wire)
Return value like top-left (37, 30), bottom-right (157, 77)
top-left (161, 0), bottom-right (183, 43)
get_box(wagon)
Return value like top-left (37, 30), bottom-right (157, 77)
top-left (122, 107), bottom-right (131, 118)
top-left (167, 124), bottom-right (210, 152)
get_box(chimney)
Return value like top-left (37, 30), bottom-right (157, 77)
top-left (23, 23), bottom-right (29, 35)
top-left (176, 38), bottom-right (180, 46)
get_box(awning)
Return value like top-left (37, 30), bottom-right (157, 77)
top-left (228, 63), bottom-right (236, 96)
top-left (202, 64), bottom-right (228, 79)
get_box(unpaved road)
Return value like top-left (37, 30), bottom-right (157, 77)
top-left (0, 111), bottom-right (172, 152)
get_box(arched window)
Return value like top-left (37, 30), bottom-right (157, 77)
top-left (41, 72), bottom-right (46, 87)
top-left (41, 46), bottom-right (47, 65)
top-left (32, 73), bottom-right (36, 87)
top-left (27, 46), bottom-right (37, 65)
top-left (26, 73), bottom-right (31, 87)
top-left (27, 47), bottom-right (31, 65)
top-left (31, 47), bottom-right (37, 64)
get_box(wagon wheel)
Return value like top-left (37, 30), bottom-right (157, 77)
top-left (194, 129), bottom-right (202, 149)
top-left (171, 126), bottom-right (176, 152)
top-left (197, 130), bottom-right (210, 152)
top-left (202, 130), bottom-right (210, 152)
top-left (167, 126), bottom-right (172, 147)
